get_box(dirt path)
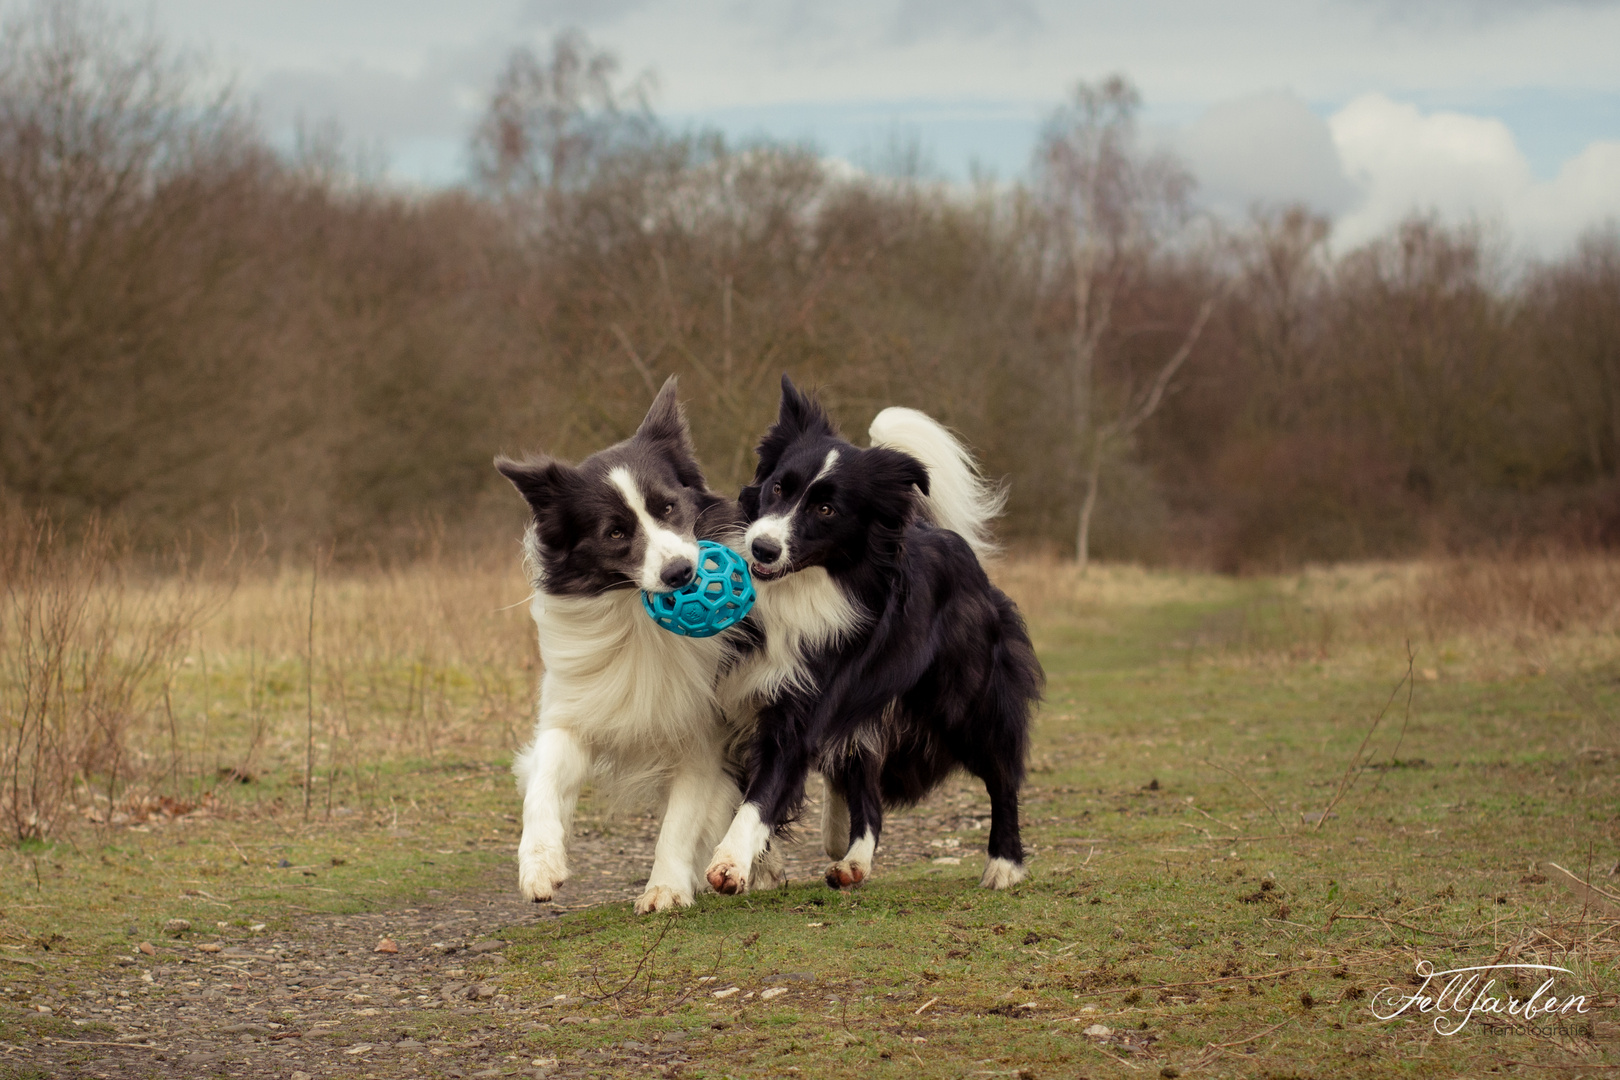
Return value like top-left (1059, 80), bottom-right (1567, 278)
top-left (21, 777), bottom-right (998, 1079)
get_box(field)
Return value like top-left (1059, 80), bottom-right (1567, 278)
top-left (3, 548), bottom-right (1619, 1079)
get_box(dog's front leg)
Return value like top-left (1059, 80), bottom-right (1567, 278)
top-left (705, 705), bottom-right (809, 895)
top-left (514, 725), bottom-right (589, 903)
top-left (635, 749), bottom-right (735, 914)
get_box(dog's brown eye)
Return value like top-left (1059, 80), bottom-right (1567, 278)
top-left (771, 483), bottom-right (782, 496)
top-left (662, 503), bottom-right (675, 517)
top-left (817, 504), bottom-right (834, 517)
top-left (609, 528), bottom-right (625, 540)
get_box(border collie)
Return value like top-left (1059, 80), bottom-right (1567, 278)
top-left (706, 376), bottom-right (1043, 894)
top-left (496, 378), bottom-right (781, 914)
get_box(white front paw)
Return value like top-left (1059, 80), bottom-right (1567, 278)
top-left (705, 848), bottom-right (752, 895)
top-left (634, 884), bottom-right (694, 914)
top-left (516, 843), bottom-right (569, 902)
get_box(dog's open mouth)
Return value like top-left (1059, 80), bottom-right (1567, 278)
top-left (749, 562), bottom-right (789, 582)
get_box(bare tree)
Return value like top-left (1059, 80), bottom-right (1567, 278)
top-left (0, 0), bottom-right (252, 522)
top-left (470, 29), bottom-right (655, 199)
top-left (1035, 75), bottom-right (1215, 568)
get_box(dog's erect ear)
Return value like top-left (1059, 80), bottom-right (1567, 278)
top-left (776, 374), bottom-right (834, 438)
top-left (738, 484), bottom-right (761, 518)
top-left (753, 375), bottom-right (835, 482)
top-left (635, 376), bottom-right (695, 456)
top-left (862, 447), bottom-right (931, 522)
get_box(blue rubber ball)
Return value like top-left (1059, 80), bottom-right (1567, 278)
top-left (642, 540), bottom-right (756, 637)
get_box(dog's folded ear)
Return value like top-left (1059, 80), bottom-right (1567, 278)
top-left (862, 447), bottom-right (931, 523)
top-left (635, 376), bottom-right (696, 457)
top-left (495, 456), bottom-right (585, 545)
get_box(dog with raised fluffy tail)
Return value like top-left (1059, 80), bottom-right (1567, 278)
top-left (706, 375), bottom-right (1043, 895)
top-left (495, 378), bottom-right (781, 914)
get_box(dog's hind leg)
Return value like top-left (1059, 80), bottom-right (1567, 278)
top-left (977, 768), bottom-right (1027, 889)
top-left (824, 754), bottom-right (883, 889)
top-left (515, 726), bottom-right (589, 903)
top-left (820, 774), bottom-right (851, 861)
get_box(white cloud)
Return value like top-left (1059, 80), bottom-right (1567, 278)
top-left (1178, 92), bottom-right (1358, 218)
top-left (1328, 93), bottom-right (1620, 253)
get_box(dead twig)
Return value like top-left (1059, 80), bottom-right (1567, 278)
top-left (1084, 1041), bottom-right (1144, 1071)
top-left (1199, 759), bottom-right (1286, 832)
top-left (1325, 912), bottom-right (1448, 938)
top-left (1068, 964), bottom-right (1336, 1000)
top-left (1541, 862), bottom-right (1620, 918)
top-left (1189, 803), bottom-right (1240, 832)
top-left (584, 912), bottom-right (677, 1003)
top-left (1314, 646), bottom-right (1414, 830)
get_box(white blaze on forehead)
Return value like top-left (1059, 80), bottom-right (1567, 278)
top-left (606, 466), bottom-right (698, 592)
top-left (744, 449), bottom-right (842, 568)
top-left (811, 448), bottom-right (840, 484)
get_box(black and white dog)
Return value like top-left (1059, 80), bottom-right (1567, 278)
top-left (496, 378), bottom-right (781, 914)
top-left (706, 376), bottom-right (1043, 894)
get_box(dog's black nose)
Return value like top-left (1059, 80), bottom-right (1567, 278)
top-left (751, 537), bottom-right (782, 564)
top-left (660, 558), bottom-right (694, 589)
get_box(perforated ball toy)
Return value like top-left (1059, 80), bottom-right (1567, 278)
top-left (642, 540), bottom-right (756, 637)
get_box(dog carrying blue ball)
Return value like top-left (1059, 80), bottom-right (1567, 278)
top-left (642, 540), bottom-right (755, 637)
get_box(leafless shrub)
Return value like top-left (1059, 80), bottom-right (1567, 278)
top-left (0, 510), bottom-right (205, 840)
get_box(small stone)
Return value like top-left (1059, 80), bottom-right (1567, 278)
top-left (467, 982), bottom-right (499, 1000)
top-left (115, 956), bottom-right (136, 966)
top-left (138, 941), bottom-right (156, 956)
top-left (932, 857), bottom-right (962, 865)
top-left (344, 1042), bottom-right (375, 1055)
top-left (248, 923), bottom-right (266, 933)
top-left (197, 943), bottom-right (222, 953)
top-left (469, 940), bottom-right (506, 953)
top-left (374, 938), bottom-right (399, 954)
top-left (1082, 1023), bottom-right (1112, 1038)
top-left (292, 1073), bottom-right (312, 1080)
top-left (163, 919), bottom-right (191, 935)
top-left (712, 986), bottom-right (740, 998)
top-left (559, 1016), bottom-right (587, 1025)
top-left (760, 987), bottom-right (788, 1001)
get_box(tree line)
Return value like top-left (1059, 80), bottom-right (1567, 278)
top-left (2, 3), bottom-right (1616, 569)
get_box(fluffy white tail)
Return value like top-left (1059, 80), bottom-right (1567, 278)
top-left (868, 407), bottom-right (1005, 561)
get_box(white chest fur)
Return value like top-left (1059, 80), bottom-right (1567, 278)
top-left (718, 566), bottom-right (862, 710)
top-left (532, 589), bottom-right (727, 759)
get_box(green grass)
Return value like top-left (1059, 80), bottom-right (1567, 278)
top-left (4, 566), bottom-right (1619, 1077)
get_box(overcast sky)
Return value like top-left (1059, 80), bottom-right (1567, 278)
top-left (81, 0), bottom-right (1620, 255)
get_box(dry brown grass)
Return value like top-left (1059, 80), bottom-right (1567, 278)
top-left (1283, 555), bottom-right (1620, 675)
top-left (8, 535), bottom-right (1620, 839)
top-left (0, 512), bottom-right (206, 839)
top-left (2, 518), bottom-right (540, 836)
top-left (992, 553), bottom-right (1241, 620)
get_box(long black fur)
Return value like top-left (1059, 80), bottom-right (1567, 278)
top-left (736, 376), bottom-right (1043, 886)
